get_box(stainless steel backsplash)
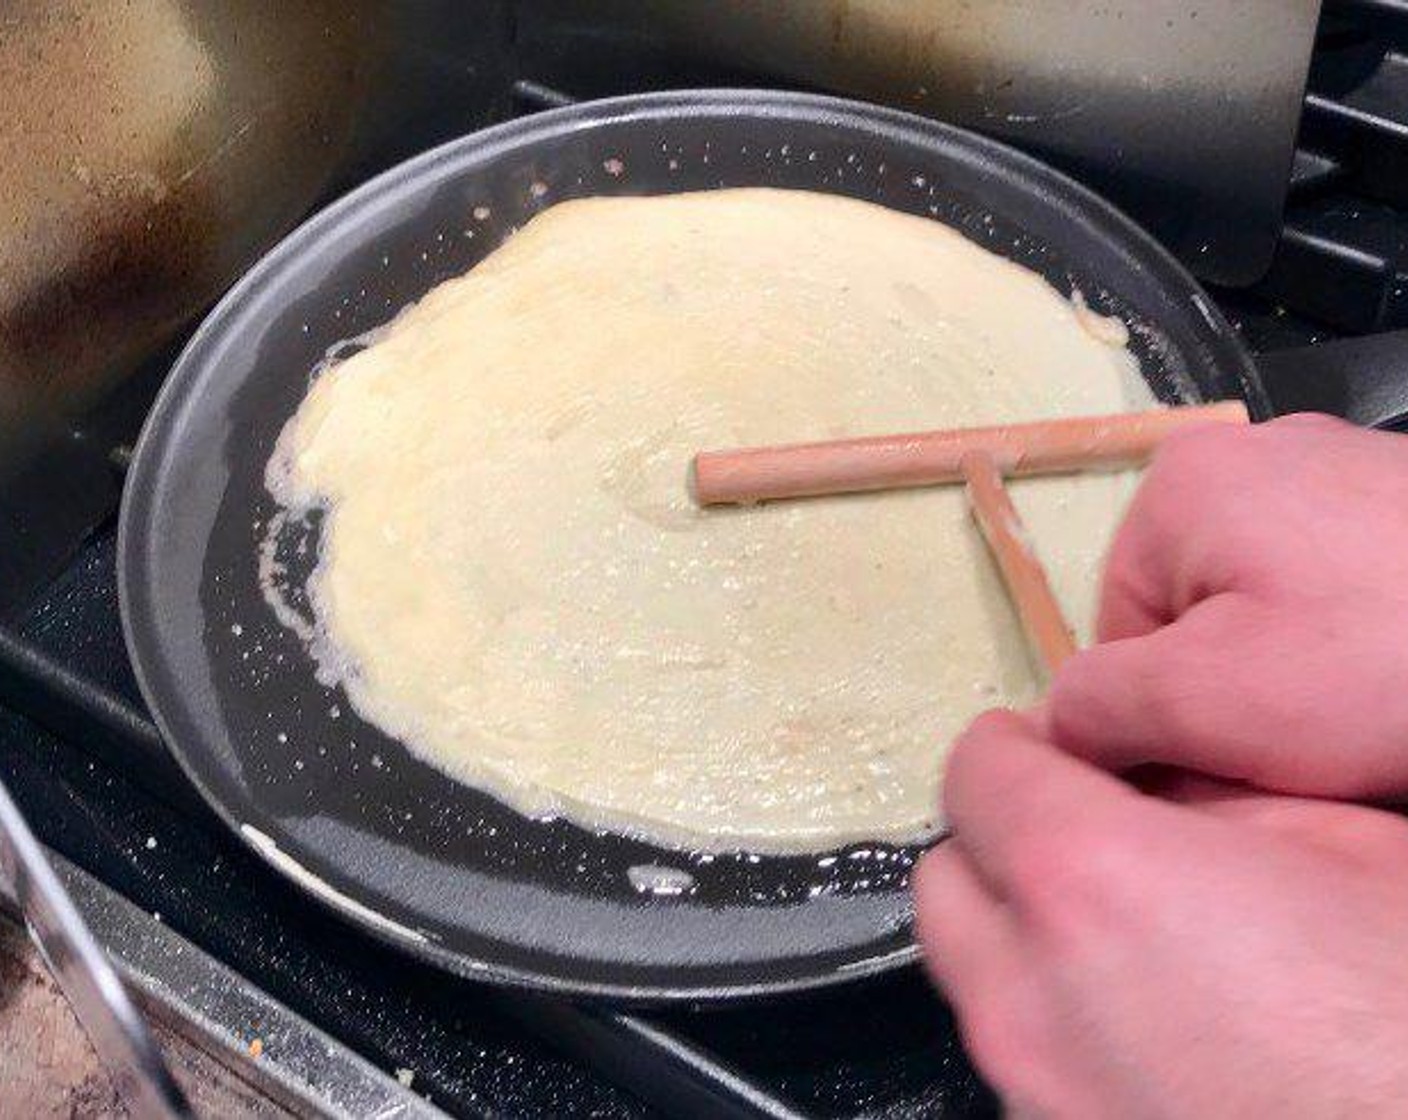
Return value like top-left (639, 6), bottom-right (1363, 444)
top-left (518, 0), bottom-right (1322, 287)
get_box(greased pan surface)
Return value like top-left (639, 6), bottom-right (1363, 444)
top-left (119, 91), bottom-right (1262, 1002)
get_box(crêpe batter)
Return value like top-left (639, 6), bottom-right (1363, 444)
top-left (266, 188), bottom-right (1149, 853)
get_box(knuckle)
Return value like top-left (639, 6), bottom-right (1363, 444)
top-left (1011, 826), bottom-right (1142, 941)
top-left (1008, 838), bottom-right (1087, 912)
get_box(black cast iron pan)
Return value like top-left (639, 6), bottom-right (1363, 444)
top-left (117, 90), bottom-right (1408, 1004)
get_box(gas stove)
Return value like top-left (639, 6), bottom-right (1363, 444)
top-left (2, 4), bottom-right (1407, 1116)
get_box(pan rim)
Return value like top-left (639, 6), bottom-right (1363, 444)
top-left (118, 87), bottom-right (1260, 1005)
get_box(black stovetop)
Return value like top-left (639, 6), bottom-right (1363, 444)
top-left (3, 5), bottom-right (1408, 1116)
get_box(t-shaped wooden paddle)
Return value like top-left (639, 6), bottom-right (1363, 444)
top-left (692, 401), bottom-right (1249, 675)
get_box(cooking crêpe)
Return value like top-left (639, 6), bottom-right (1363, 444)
top-left (266, 188), bottom-right (1150, 853)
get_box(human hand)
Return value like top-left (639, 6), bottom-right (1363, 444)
top-left (1049, 413), bottom-right (1408, 799)
top-left (915, 710), bottom-right (1408, 1118)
